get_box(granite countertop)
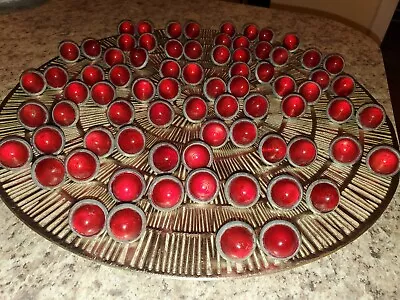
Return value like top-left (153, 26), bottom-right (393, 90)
top-left (0, 0), bottom-right (398, 299)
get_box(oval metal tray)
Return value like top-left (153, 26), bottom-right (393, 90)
top-left (0, 29), bottom-right (398, 279)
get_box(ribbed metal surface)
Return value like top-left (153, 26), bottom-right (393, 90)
top-left (0, 29), bottom-right (398, 278)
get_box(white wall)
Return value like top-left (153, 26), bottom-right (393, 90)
top-left (271, 0), bottom-right (398, 42)
top-left (371, 0), bottom-right (399, 41)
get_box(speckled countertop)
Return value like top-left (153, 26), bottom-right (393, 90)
top-left (0, 0), bottom-right (399, 299)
